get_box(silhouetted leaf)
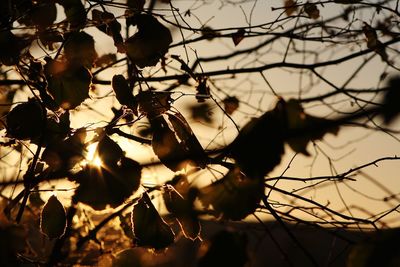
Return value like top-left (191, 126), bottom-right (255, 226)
top-left (151, 115), bottom-right (192, 172)
top-left (199, 167), bottom-right (264, 220)
top-left (40, 195), bottom-right (67, 239)
top-left (131, 193), bottom-right (175, 250)
top-left (285, 99), bottom-right (339, 155)
top-left (18, 0), bottom-right (57, 29)
top-left (57, 0), bottom-right (86, 29)
top-left (125, 14), bottom-right (172, 68)
top-left (112, 74), bottom-right (137, 109)
top-left (96, 133), bottom-right (124, 166)
top-left (198, 230), bottom-right (248, 267)
top-left (232, 29), bottom-right (245, 46)
top-left (92, 9), bottom-right (124, 52)
top-left (37, 111), bottom-right (71, 146)
top-left (382, 76), bottom-right (400, 124)
top-left (163, 175), bottom-right (200, 240)
top-left (45, 59), bottom-right (92, 110)
top-left (137, 90), bottom-right (172, 118)
top-left (284, 0), bottom-right (298, 16)
top-left (42, 129), bottom-right (86, 172)
top-left (304, 2), bottom-right (320, 19)
top-left (71, 156), bottom-right (141, 210)
top-left (39, 29), bottom-right (64, 50)
top-left (127, 0), bottom-right (145, 11)
top-left (190, 102), bottom-right (213, 124)
top-left (362, 22), bottom-right (388, 62)
top-left (64, 31), bottom-right (98, 68)
top-left (6, 99), bottom-right (44, 140)
top-left (222, 96), bottom-right (240, 115)
top-left (229, 99), bottom-right (287, 178)
top-left (201, 27), bottom-right (220, 41)
top-left (0, 30), bottom-right (31, 66)
top-left (195, 77), bottom-right (210, 102)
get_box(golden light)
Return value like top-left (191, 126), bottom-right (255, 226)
top-left (84, 143), bottom-right (103, 168)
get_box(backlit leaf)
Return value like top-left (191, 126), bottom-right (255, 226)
top-left (0, 30), bottom-right (31, 66)
top-left (163, 175), bottom-right (200, 240)
top-left (45, 59), bottom-right (92, 110)
top-left (199, 167), bottom-right (264, 220)
top-left (131, 193), bottom-right (175, 250)
top-left (137, 90), bottom-right (172, 118)
top-left (95, 133), bottom-right (124, 165)
top-left (42, 128), bottom-right (86, 172)
top-left (125, 14), bottom-right (172, 68)
top-left (112, 248), bottom-right (143, 267)
top-left (6, 99), bottom-right (44, 141)
top-left (71, 156), bottom-right (142, 210)
top-left (40, 195), bottom-right (67, 239)
top-left (18, 0), bottom-right (57, 29)
top-left (229, 99), bottom-right (287, 178)
top-left (57, 0), bottom-right (86, 29)
top-left (64, 31), bottom-right (98, 68)
top-left (112, 74), bottom-right (136, 109)
top-left (382, 77), bottom-right (400, 124)
top-left (92, 9), bottom-right (124, 52)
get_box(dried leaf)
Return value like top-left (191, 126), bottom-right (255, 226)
top-left (195, 77), bottom-right (210, 102)
top-left (199, 167), bottom-right (264, 220)
top-left (232, 29), bottom-right (245, 46)
top-left (0, 30), bottom-right (31, 66)
top-left (222, 96), bottom-right (240, 115)
top-left (92, 9), bottom-right (124, 52)
top-left (362, 23), bottom-right (388, 62)
top-left (201, 27), bottom-right (220, 41)
top-left (125, 14), bottom-right (172, 68)
top-left (96, 133), bottom-right (124, 165)
top-left (284, 0), bottom-right (298, 16)
top-left (131, 193), bottom-right (175, 250)
top-left (40, 195), bottom-right (67, 239)
top-left (304, 2), bottom-right (320, 19)
top-left (18, 0), bottom-right (57, 29)
top-left (382, 77), bottom-right (400, 124)
top-left (112, 249), bottom-right (143, 267)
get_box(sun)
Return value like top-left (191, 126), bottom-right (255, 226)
top-left (84, 143), bottom-right (103, 168)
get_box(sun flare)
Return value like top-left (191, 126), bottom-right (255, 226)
top-left (85, 143), bottom-right (102, 167)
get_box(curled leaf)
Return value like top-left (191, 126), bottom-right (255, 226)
top-left (131, 193), bottom-right (175, 250)
top-left (199, 167), bottom-right (264, 220)
top-left (151, 113), bottom-right (208, 172)
top-left (57, 0), bottom-right (86, 29)
top-left (92, 9), bottom-right (124, 52)
top-left (125, 14), bottom-right (172, 68)
top-left (40, 195), bottom-right (67, 239)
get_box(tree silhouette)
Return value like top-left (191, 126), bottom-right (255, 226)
top-left (1, 0), bottom-right (400, 266)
